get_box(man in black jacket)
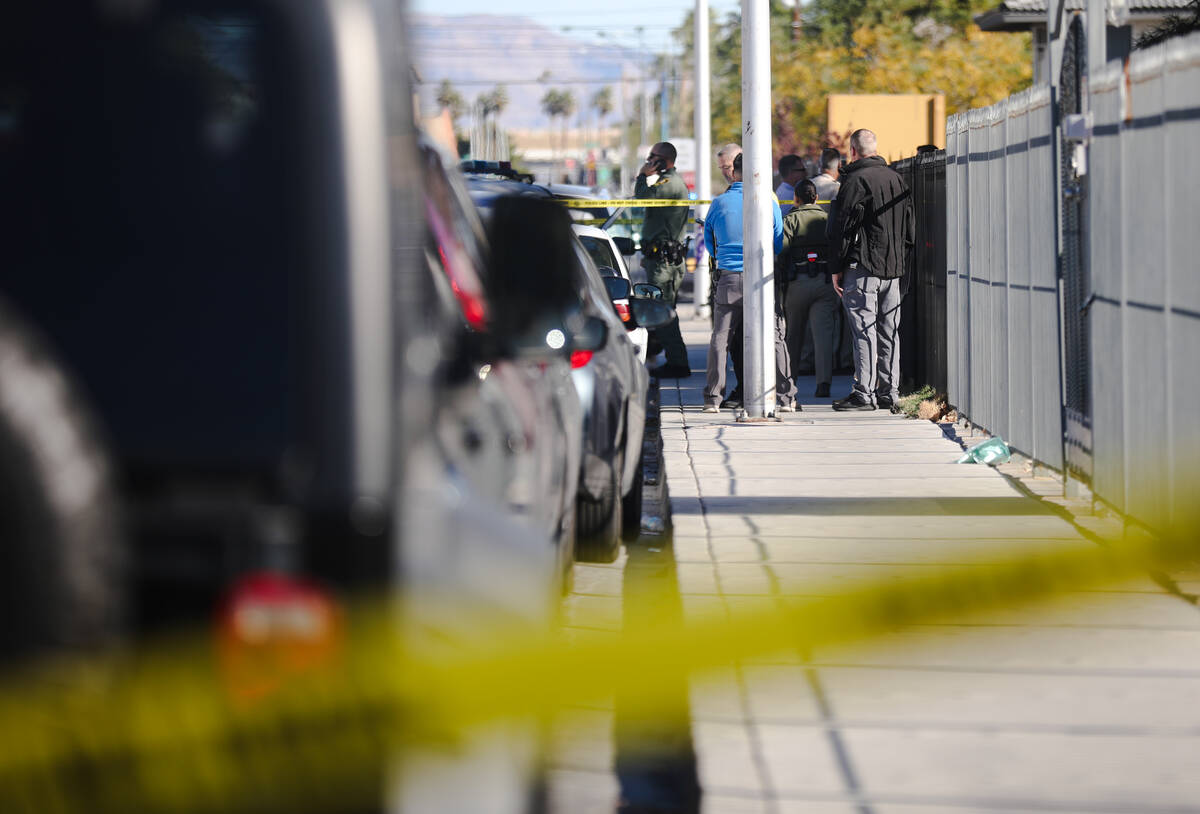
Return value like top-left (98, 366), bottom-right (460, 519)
top-left (828, 129), bottom-right (914, 412)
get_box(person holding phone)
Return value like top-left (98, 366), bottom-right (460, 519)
top-left (635, 142), bottom-right (691, 378)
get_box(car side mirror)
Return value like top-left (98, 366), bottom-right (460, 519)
top-left (612, 236), bottom-right (635, 255)
top-left (629, 298), bottom-right (674, 331)
top-left (603, 276), bottom-right (631, 300)
top-left (570, 315), bottom-right (608, 352)
top-left (632, 283), bottom-right (662, 300)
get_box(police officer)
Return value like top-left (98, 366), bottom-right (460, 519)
top-left (782, 179), bottom-right (839, 398)
top-left (636, 141), bottom-right (691, 378)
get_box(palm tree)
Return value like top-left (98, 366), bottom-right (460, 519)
top-left (436, 79), bottom-right (465, 126)
top-left (541, 88), bottom-right (576, 182)
top-left (591, 86), bottom-right (613, 139)
top-left (589, 86), bottom-right (614, 176)
top-left (475, 85), bottom-right (508, 160)
top-left (479, 84), bottom-right (508, 121)
top-left (558, 90), bottom-right (577, 182)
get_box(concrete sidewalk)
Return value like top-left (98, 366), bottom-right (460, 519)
top-left (654, 312), bottom-right (1200, 813)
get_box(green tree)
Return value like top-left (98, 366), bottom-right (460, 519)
top-left (675, 1), bottom-right (1031, 160)
top-left (478, 84), bottom-right (508, 120)
top-left (436, 79), bottom-right (465, 125)
top-left (589, 86), bottom-right (613, 155)
top-left (592, 86), bottom-right (613, 121)
top-left (541, 88), bottom-right (577, 181)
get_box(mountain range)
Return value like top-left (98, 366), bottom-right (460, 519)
top-left (411, 14), bottom-right (657, 130)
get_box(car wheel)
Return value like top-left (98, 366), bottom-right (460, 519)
top-left (621, 447), bottom-right (644, 542)
top-left (0, 300), bottom-right (126, 664)
top-left (574, 453), bottom-right (622, 563)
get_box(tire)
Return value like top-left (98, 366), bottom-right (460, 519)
top-left (0, 300), bottom-right (126, 664)
top-left (574, 454), bottom-right (622, 563)
top-left (620, 447), bottom-right (644, 543)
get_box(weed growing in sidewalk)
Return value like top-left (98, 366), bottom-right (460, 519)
top-left (897, 385), bottom-right (949, 419)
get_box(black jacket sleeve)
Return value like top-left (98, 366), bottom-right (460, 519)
top-left (829, 177), bottom-right (866, 270)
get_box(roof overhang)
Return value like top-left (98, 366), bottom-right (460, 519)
top-left (975, 8), bottom-right (1049, 30)
top-left (975, 4), bottom-right (1181, 32)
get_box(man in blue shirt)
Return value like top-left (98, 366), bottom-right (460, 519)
top-left (702, 154), bottom-right (795, 412)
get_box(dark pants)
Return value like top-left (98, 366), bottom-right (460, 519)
top-left (646, 259), bottom-right (689, 369)
top-left (706, 273), bottom-right (792, 407)
top-left (784, 272), bottom-right (840, 385)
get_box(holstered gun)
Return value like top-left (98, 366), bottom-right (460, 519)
top-left (788, 243), bottom-right (829, 281)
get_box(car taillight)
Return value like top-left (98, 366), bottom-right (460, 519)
top-left (216, 572), bottom-right (342, 703)
top-left (570, 350), bottom-right (594, 368)
top-left (615, 302), bottom-right (632, 323)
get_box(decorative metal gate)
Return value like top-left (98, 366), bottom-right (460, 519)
top-left (1059, 15), bottom-right (1093, 479)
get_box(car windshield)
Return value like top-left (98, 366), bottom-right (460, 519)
top-left (578, 235), bottom-right (619, 273)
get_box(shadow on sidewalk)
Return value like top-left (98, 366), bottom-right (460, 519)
top-left (612, 378), bottom-right (701, 814)
top-left (685, 495), bottom-right (1057, 517)
top-left (613, 539), bottom-right (701, 814)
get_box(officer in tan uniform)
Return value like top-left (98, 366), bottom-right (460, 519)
top-left (782, 179), bottom-right (840, 398)
top-left (635, 141), bottom-right (691, 378)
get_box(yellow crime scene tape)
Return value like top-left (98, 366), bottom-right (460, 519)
top-left (557, 199), bottom-right (711, 207)
top-left (574, 218), bottom-right (696, 227)
top-left (0, 518), bottom-right (1197, 813)
top-left (558, 198), bottom-right (830, 211)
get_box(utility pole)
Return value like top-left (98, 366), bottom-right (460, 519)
top-left (741, 0), bottom-right (775, 419)
top-left (693, 0), bottom-right (712, 319)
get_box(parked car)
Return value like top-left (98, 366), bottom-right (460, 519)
top-left (1, 3), bottom-right (593, 811)
top-left (466, 183), bottom-right (674, 561)
top-left (419, 142), bottom-right (584, 594)
top-left (569, 250), bottom-right (674, 561)
top-left (572, 223), bottom-right (650, 363)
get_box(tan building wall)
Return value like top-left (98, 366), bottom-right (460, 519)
top-left (827, 94), bottom-right (946, 162)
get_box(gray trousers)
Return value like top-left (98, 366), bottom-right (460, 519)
top-left (705, 272), bottom-right (743, 405)
top-left (706, 273), bottom-right (794, 407)
top-left (842, 267), bottom-right (901, 403)
top-left (784, 272), bottom-right (840, 385)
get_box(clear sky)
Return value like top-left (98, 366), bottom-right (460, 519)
top-left (409, 0), bottom-right (744, 52)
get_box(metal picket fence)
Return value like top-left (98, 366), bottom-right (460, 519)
top-left (893, 149), bottom-right (948, 395)
top-left (942, 28), bottom-right (1200, 531)
top-left (945, 85), bottom-right (1063, 472)
top-left (1087, 32), bottom-right (1200, 528)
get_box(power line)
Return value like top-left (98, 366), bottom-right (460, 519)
top-left (414, 76), bottom-right (682, 86)
top-left (413, 49), bottom-right (646, 56)
top-left (411, 22), bottom-right (679, 30)
top-left (413, 5), bottom-right (701, 17)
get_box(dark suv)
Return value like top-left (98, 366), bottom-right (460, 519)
top-left (0, 4), bottom-right (599, 807)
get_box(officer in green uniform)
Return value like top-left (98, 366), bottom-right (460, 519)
top-left (635, 141), bottom-right (691, 378)
top-left (781, 179), bottom-right (840, 398)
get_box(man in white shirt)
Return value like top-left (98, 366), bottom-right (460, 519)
top-left (774, 154), bottom-right (806, 216)
top-left (812, 147), bottom-right (842, 211)
top-left (715, 143), bottom-right (742, 190)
